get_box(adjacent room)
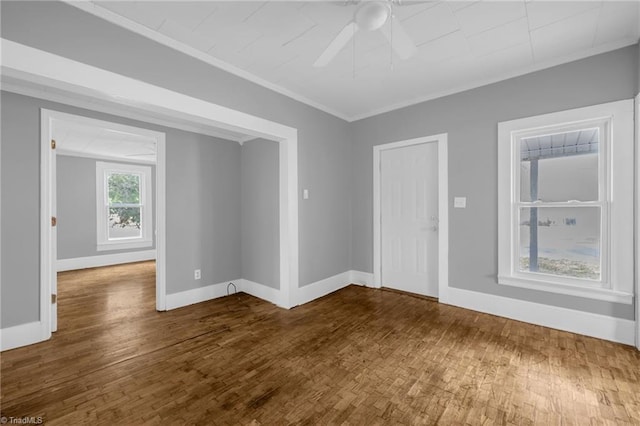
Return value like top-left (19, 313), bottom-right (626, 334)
top-left (1, 1), bottom-right (639, 424)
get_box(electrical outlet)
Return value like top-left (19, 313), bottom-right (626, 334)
top-left (194, 269), bottom-right (201, 280)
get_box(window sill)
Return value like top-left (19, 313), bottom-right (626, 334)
top-left (498, 275), bottom-right (633, 304)
top-left (97, 240), bottom-right (152, 252)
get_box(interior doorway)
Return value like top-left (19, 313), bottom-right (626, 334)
top-left (5, 39), bottom-right (299, 349)
top-left (373, 134), bottom-right (449, 299)
top-left (42, 109), bottom-right (164, 332)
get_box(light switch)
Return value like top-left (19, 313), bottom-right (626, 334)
top-left (303, 189), bottom-right (309, 200)
top-left (454, 197), bottom-right (466, 208)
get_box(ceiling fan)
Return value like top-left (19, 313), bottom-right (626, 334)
top-left (313, 0), bottom-right (417, 68)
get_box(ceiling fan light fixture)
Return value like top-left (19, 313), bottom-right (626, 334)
top-left (314, 0), bottom-right (416, 67)
top-left (355, 2), bottom-right (390, 31)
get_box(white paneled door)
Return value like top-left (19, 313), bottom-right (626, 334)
top-left (381, 142), bottom-right (439, 297)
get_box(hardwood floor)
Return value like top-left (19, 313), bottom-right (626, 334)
top-left (1, 262), bottom-right (639, 425)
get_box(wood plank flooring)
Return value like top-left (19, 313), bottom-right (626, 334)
top-left (1, 261), bottom-right (639, 425)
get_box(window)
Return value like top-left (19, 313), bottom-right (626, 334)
top-left (96, 162), bottom-right (153, 251)
top-left (498, 100), bottom-right (634, 303)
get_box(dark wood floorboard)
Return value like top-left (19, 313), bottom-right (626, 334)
top-left (1, 261), bottom-right (639, 425)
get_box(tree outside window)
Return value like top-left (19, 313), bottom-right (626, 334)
top-left (108, 173), bottom-right (142, 239)
top-left (96, 162), bottom-right (152, 251)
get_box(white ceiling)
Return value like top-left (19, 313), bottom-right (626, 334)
top-left (54, 119), bottom-right (158, 163)
top-left (77, 1), bottom-right (639, 121)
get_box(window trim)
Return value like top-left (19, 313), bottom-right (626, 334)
top-left (498, 100), bottom-right (634, 304)
top-left (96, 161), bottom-right (153, 251)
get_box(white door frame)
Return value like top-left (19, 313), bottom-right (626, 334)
top-left (41, 109), bottom-right (166, 323)
top-left (373, 134), bottom-right (449, 300)
top-left (3, 38), bottom-right (299, 348)
top-left (633, 93), bottom-right (640, 350)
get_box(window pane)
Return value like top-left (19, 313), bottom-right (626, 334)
top-left (108, 207), bottom-right (142, 239)
top-left (108, 173), bottom-right (140, 204)
top-left (520, 128), bottom-right (599, 202)
top-left (518, 206), bottom-right (600, 280)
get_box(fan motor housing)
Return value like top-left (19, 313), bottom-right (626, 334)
top-left (355, 1), bottom-right (391, 31)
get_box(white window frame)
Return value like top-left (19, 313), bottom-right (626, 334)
top-left (498, 100), bottom-right (634, 304)
top-left (96, 161), bottom-right (153, 251)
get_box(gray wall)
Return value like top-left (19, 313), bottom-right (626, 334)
top-left (1, 0), bottom-right (353, 289)
top-left (165, 130), bottom-right (241, 294)
top-left (241, 139), bottom-right (280, 289)
top-left (1, 91), bottom-right (40, 327)
top-left (351, 45), bottom-right (638, 320)
top-left (0, 91), bottom-right (241, 327)
top-left (57, 155), bottom-right (156, 259)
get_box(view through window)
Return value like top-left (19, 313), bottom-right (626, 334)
top-left (96, 162), bottom-right (152, 251)
top-left (517, 128), bottom-right (601, 281)
top-left (108, 172), bottom-right (143, 240)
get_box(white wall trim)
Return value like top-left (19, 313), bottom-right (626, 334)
top-left (165, 279), bottom-right (241, 311)
top-left (635, 92), bottom-right (640, 350)
top-left (156, 133), bottom-right (167, 312)
top-left (57, 150), bottom-right (156, 165)
top-left (0, 81), bottom-right (247, 144)
top-left (296, 270), bottom-right (374, 306)
top-left (240, 279), bottom-right (281, 306)
top-left (297, 271), bottom-right (353, 306)
top-left (279, 131), bottom-right (299, 309)
top-left (164, 272), bottom-right (367, 312)
top-left (57, 250), bottom-right (156, 272)
top-left (350, 270), bottom-right (375, 288)
top-left (40, 108), bottom-right (55, 340)
top-left (445, 287), bottom-right (635, 346)
top-left (0, 321), bottom-right (49, 351)
top-left (373, 134), bottom-right (449, 301)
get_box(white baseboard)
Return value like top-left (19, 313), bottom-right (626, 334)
top-left (445, 287), bottom-right (635, 346)
top-left (295, 270), bottom-right (374, 306)
top-left (57, 250), bottom-right (156, 272)
top-left (297, 271), bottom-right (353, 306)
top-left (165, 278), bottom-right (280, 311)
top-left (350, 270), bottom-right (375, 287)
top-left (167, 271), bottom-right (370, 311)
top-left (240, 279), bottom-right (280, 305)
top-left (1, 321), bottom-right (49, 351)
top-left (165, 279), bottom-right (240, 310)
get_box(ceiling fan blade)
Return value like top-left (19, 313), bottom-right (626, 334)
top-left (314, 21), bottom-right (358, 67)
top-left (380, 15), bottom-right (417, 60)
